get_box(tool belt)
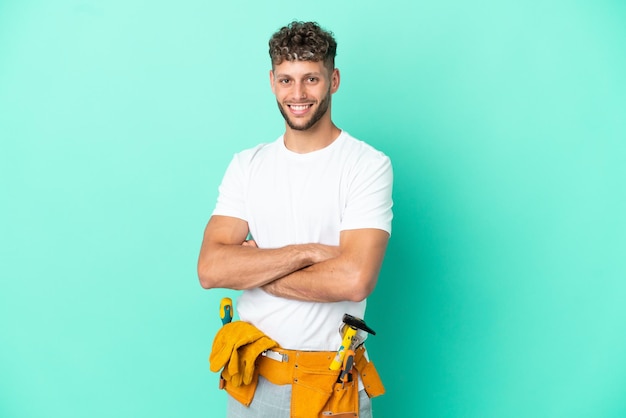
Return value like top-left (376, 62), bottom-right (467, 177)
top-left (221, 344), bottom-right (385, 418)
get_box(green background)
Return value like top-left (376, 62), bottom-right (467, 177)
top-left (1, 0), bottom-right (625, 417)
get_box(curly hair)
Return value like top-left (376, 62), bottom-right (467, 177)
top-left (268, 21), bottom-right (337, 70)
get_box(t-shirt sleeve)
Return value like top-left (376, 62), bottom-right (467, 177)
top-left (340, 153), bottom-right (394, 234)
top-left (212, 153), bottom-right (248, 221)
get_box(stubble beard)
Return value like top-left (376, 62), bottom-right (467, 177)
top-left (277, 88), bottom-right (331, 131)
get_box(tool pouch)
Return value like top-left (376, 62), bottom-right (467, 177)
top-left (221, 369), bottom-right (258, 407)
top-left (357, 359), bottom-right (385, 399)
top-left (318, 380), bottom-right (359, 417)
top-left (290, 363), bottom-right (355, 418)
top-left (317, 348), bottom-right (385, 417)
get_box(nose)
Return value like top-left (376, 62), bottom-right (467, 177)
top-left (293, 81), bottom-right (307, 100)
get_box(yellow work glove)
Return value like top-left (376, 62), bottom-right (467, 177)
top-left (210, 322), bottom-right (266, 372)
top-left (234, 336), bottom-right (278, 386)
top-left (209, 321), bottom-right (278, 387)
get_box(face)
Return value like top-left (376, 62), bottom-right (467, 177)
top-left (270, 60), bottom-right (340, 131)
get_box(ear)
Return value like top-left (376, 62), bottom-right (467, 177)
top-left (269, 69), bottom-right (276, 94)
top-left (330, 68), bottom-right (340, 94)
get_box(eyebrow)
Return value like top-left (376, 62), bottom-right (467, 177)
top-left (275, 72), bottom-right (323, 79)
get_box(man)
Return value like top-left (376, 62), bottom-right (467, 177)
top-left (198, 21), bottom-right (393, 417)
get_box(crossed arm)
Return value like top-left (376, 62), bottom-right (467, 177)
top-left (197, 215), bottom-right (389, 303)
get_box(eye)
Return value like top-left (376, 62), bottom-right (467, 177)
top-left (307, 77), bottom-right (319, 83)
top-left (279, 78), bottom-right (291, 85)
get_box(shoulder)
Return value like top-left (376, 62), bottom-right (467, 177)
top-left (339, 131), bottom-right (392, 169)
top-left (231, 137), bottom-right (282, 166)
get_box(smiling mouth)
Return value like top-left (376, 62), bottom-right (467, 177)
top-left (288, 104), bottom-right (313, 112)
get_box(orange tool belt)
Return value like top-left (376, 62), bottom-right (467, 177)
top-left (222, 344), bottom-right (385, 418)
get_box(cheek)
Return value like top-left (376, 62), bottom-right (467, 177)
top-left (275, 90), bottom-right (287, 102)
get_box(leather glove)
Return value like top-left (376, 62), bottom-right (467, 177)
top-left (235, 336), bottom-right (278, 386)
top-left (209, 322), bottom-right (268, 372)
top-left (209, 321), bottom-right (278, 387)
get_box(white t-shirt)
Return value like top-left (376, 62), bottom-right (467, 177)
top-left (212, 130), bottom-right (393, 350)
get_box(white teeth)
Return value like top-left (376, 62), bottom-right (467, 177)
top-left (290, 105), bottom-right (310, 111)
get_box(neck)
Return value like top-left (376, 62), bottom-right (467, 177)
top-left (283, 116), bottom-right (341, 154)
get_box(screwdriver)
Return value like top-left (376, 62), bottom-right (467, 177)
top-left (217, 297), bottom-right (233, 389)
top-left (338, 349), bottom-right (355, 386)
top-left (220, 297), bottom-right (233, 326)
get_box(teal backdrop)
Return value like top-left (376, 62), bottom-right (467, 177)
top-left (1, 1), bottom-right (625, 417)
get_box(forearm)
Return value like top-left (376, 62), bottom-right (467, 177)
top-left (261, 258), bottom-right (372, 303)
top-left (198, 216), bottom-right (341, 290)
top-left (198, 242), bottom-right (326, 290)
top-left (262, 228), bottom-right (389, 303)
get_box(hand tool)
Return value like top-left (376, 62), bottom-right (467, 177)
top-left (329, 314), bottom-right (376, 371)
top-left (338, 348), bottom-right (355, 386)
top-left (329, 325), bottom-right (357, 371)
top-left (220, 297), bottom-right (233, 326)
top-left (218, 297), bottom-right (233, 389)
